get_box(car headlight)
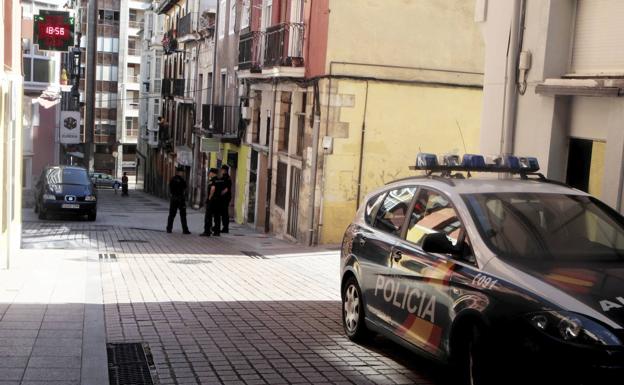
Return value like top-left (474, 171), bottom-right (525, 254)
top-left (85, 195), bottom-right (97, 201)
top-left (527, 311), bottom-right (621, 346)
top-left (43, 193), bottom-right (56, 200)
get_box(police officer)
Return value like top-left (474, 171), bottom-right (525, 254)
top-left (201, 168), bottom-right (223, 236)
top-left (167, 168), bottom-right (191, 234)
top-left (218, 164), bottom-right (232, 233)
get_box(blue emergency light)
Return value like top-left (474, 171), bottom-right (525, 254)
top-left (410, 152), bottom-right (540, 175)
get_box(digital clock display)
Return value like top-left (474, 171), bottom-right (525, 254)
top-left (44, 26), bottom-right (67, 37)
top-left (33, 11), bottom-right (75, 52)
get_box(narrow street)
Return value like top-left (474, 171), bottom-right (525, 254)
top-left (3, 188), bottom-right (451, 385)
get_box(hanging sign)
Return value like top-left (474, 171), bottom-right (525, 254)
top-left (60, 111), bottom-right (81, 144)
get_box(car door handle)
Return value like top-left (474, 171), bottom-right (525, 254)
top-left (393, 250), bottom-right (403, 261)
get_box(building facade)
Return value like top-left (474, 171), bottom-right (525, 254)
top-left (478, 0), bottom-right (624, 213)
top-left (137, 0), bottom-right (165, 192)
top-left (20, 0), bottom-right (63, 205)
top-left (234, 0), bottom-right (484, 244)
top-left (76, 0), bottom-right (149, 176)
top-left (148, 0), bottom-right (216, 203)
top-left (1, 0), bottom-right (24, 267)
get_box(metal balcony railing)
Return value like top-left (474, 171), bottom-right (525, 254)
top-left (126, 74), bottom-right (140, 83)
top-left (201, 104), bottom-right (240, 137)
top-left (128, 20), bottom-right (143, 29)
top-left (238, 31), bottom-right (263, 71)
top-left (127, 48), bottom-right (142, 56)
top-left (263, 23), bottom-right (304, 67)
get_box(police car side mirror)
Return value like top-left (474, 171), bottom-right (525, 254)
top-left (422, 233), bottom-right (458, 255)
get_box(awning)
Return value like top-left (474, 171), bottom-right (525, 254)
top-left (66, 151), bottom-right (84, 158)
top-left (175, 146), bottom-right (193, 166)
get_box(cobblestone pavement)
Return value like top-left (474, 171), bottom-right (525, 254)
top-left (20, 189), bottom-right (450, 385)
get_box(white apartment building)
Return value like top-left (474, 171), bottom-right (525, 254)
top-left (137, 0), bottom-right (166, 191)
top-left (479, 0), bottom-right (624, 212)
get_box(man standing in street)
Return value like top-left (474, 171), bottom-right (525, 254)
top-left (218, 164), bottom-right (232, 233)
top-left (121, 172), bottom-right (129, 196)
top-left (167, 168), bottom-right (191, 234)
top-left (201, 168), bottom-right (223, 237)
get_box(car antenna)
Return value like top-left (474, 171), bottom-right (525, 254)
top-left (455, 120), bottom-right (471, 178)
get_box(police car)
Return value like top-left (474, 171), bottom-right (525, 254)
top-left (340, 154), bottom-right (624, 385)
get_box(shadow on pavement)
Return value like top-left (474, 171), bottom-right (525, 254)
top-left (104, 300), bottom-right (452, 385)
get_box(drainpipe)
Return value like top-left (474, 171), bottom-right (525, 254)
top-left (264, 79), bottom-right (278, 233)
top-left (209, 0), bottom-right (220, 130)
top-left (356, 81), bottom-right (369, 208)
top-left (307, 82), bottom-right (321, 246)
top-left (500, 0), bottom-right (523, 156)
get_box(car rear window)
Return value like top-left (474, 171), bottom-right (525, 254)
top-left (46, 168), bottom-right (90, 185)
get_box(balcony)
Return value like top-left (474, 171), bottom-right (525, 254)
top-left (128, 20), bottom-right (143, 29)
top-left (177, 12), bottom-right (194, 39)
top-left (161, 78), bottom-right (173, 97)
top-left (127, 48), bottom-right (142, 56)
top-left (201, 104), bottom-right (240, 139)
top-left (126, 74), bottom-right (140, 83)
top-left (173, 79), bottom-right (185, 97)
top-left (238, 31), bottom-right (263, 71)
top-left (263, 23), bottom-right (304, 68)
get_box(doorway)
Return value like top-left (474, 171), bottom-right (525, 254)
top-left (566, 138), bottom-right (605, 196)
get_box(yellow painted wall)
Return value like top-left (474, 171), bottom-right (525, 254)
top-left (235, 144), bottom-right (250, 224)
top-left (325, 0), bottom-right (484, 85)
top-left (589, 141), bottom-right (605, 198)
top-left (320, 79), bottom-right (482, 244)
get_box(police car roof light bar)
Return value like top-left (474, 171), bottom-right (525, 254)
top-left (410, 153), bottom-right (540, 176)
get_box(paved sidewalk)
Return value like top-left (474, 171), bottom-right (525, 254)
top-left (0, 249), bottom-right (107, 385)
top-left (14, 189), bottom-right (449, 385)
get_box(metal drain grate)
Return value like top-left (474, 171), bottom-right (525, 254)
top-left (118, 239), bottom-right (149, 243)
top-left (107, 343), bottom-right (155, 385)
top-left (99, 253), bottom-right (117, 261)
top-left (241, 251), bottom-right (267, 259)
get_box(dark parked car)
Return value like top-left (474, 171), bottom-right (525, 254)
top-left (35, 166), bottom-right (97, 221)
top-left (341, 154), bottom-right (624, 385)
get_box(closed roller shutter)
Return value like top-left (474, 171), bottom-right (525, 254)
top-left (570, 0), bottom-right (624, 75)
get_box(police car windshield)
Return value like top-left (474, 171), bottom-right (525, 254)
top-left (464, 193), bottom-right (624, 262)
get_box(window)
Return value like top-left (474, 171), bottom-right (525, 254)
top-left (276, 161), bottom-right (287, 209)
top-left (229, 0), bottom-right (237, 35)
top-left (32, 59), bottom-right (52, 83)
top-left (241, 0), bottom-right (250, 30)
top-left (365, 193), bottom-right (386, 225)
top-left (218, 0), bottom-right (226, 38)
top-left (264, 0), bottom-right (272, 29)
top-left (23, 58), bottom-right (32, 81)
top-left (279, 92), bottom-right (292, 152)
top-left (465, 193), bottom-right (624, 263)
top-left (406, 188), bottom-right (462, 246)
top-left (374, 187), bottom-right (416, 236)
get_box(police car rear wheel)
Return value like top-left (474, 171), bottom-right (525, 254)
top-left (342, 277), bottom-right (370, 341)
top-left (459, 325), bottom-right (494, 385)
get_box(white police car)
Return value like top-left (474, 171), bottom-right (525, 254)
top-left (341, 154), bottom-right (624, 385)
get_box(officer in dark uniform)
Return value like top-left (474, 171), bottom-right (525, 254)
top-left (201, 168), bottom-right (223, 236)
top-left (218, 164), bottom-right (232, 233)
top-left (167, 168), bottom-right (191, 234)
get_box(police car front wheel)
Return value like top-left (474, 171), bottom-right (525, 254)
top-left (342, 277), bottom-right (371, 342)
